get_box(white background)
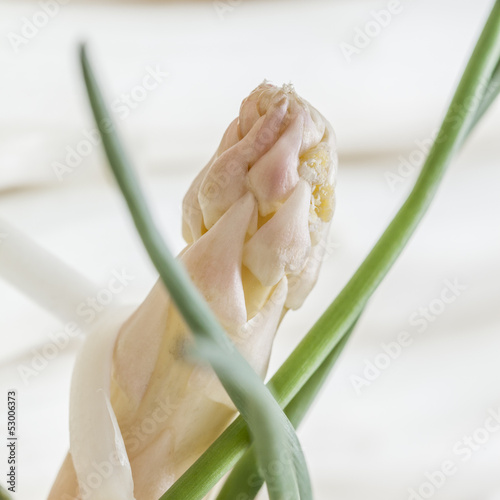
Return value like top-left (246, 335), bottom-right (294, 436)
top-left (0, 0), bottom-right (499, 499)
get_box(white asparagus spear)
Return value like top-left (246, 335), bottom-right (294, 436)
top-left (49, 82), bottom-right (337, 500)
top-left (0, 218), bottom-right (98, 324)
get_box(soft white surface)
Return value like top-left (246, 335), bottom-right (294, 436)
top-left (0, 1), bottom-right (500, 499)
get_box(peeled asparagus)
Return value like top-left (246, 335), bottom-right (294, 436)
top-left (49, 82), bottom-right (337, 500)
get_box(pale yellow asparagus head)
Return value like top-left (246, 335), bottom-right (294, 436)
top-left (52, 82), bottom-right (337, 500)
top-left (182, 81), bottom-right (337, 319)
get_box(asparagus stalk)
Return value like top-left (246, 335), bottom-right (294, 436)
top-left (50, 67), bottom-right (338, 500)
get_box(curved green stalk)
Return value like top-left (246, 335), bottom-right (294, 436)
top-left (216, 321), bottom-right (357, 500)
top-left (267, 0), bottom-right (500, 413)
top-left (80, 45), bottom-right (311, 500)
top-left (467, 57), bottom-right (500, 133)
top-left (161, 3), bottom-right (500, 499)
